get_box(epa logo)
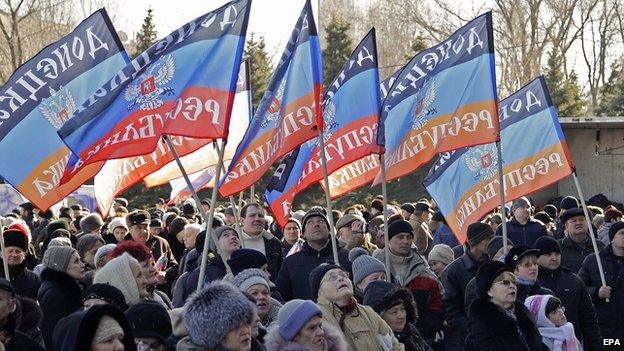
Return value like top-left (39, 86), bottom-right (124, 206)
top-left (604, 338), bottom-right (621, 348)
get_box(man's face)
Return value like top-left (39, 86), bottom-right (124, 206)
top-left (389, 233), bottom-right (413, 256)
top-left (537, 252), bottom-right (561, 270)
top-left (283, 222), bottom-right (301, 244)
top-left (242, 206), bottom-right (265, 236)
top-left (304, 216), bottom-right (329, 244)
top-left (401, 210), bottom-right (411, 220)
top-left (612, 230), bottom-right (624, 250)
top-left (357, 271), bottom-right (386, 292)
top-left (149, 227), bottom-right (162, 238)
top-left (471, 236), bottom-right (493, 261)
top-left (513, 205), bottom-right (530, 223)
top-left (130, 223), bottom-right (149, 244)
top-left (3, 247), bottom-right (24, 266)
top-left (565, 216), bottom-right (587, 238)
top-left (0, 290), bottom-right (15, 322)
top-left (421, 211), bottom-right (432, 223)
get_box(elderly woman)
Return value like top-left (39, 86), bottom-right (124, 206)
top-left (93, 253), bottom-right (149, 307)
top-left (465, 260), bottom-right (545, 350)
top-left (178, 280), bottom-right (256, 351)
top-left (232, 268), bottom-right (282, 330)
top-left (265, 299), bottom-right (346, 351)
top-left (525, 295), bottom-right (581, 351)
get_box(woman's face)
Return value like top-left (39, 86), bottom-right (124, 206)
top-left (91, 331), bottom-right (125, 351)
top-left (129, 260), bottom-right (149, 299)
top-left (293, 316), bottom-right (325, 350)
top-left (221, 323), bottom-right (252, 351)
top-left (113, 227), bottom-right (128, 242)
top-left (83, 241), bottom-right (104, 267)
top-left (381, 303), bottom-right (407, 333)
top-left (547, 305), bottom-right (567, 327)
top-left (488, 272), bottom-right (517, 309)
top-left (515, 255), bottom-right (538, 282)
top-left (140, 259), bottom-right (158, 286)
top-left (66, 252), bottom-right (86, 281)
top-left (247, 284), bottom-right (270, 318)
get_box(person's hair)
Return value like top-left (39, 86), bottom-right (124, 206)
top-left (240, 203), bottom-right (264, 218)
top-left (489, 213), bottom-right (503, 225)
top-left (587, 205), bottom-right (603, 218)
top-left (545, 296), bottom-right (562, 315)
top-left (108, 240), bottom-right (152, 262)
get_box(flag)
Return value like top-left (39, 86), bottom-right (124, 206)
top-left (68, 185), bottom-right (97, 212)
top-left (0, 184), bottom-right (28, 215)
top-left (168, 161), bottom-right (233, 204)
top-left (319, 65), bottom-right (404, 199)
top-left (143, 60), bottom-right (251, 188)
top-left (423, 76), bottom-right (574, 243)
top-left (218, 0), bottom-right (323, 197)
top-left (0, 9), bottom-right (129, 210)
top-left (265, 29), bottom-right (381, 227)
top-left (374, 12), bottom-right (499, 185)
top-left (58, 0), bottom-right (251, 180)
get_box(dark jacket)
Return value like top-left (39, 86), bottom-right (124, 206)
top-left (495, 217), bottom-right (547, 247)
top-left (441, 251), bottom-right (484, 337)
top-left (37, 268), bottom-right (83, 349)
top-left (578, 245), bottom-right (624, 339)
top-left (0, 260), bottom-right (40, 299)
top-left (275, 240), bottom-right (351, 301)
top-left (465, 299), bottom-right (546, 351)
top-left (396, 323), bottom-right (434, 351)
top-left (263, 232), bottom-right (285, 282)
top-left (515, 281), bottom-right (553, 303)
top-left (538, 265), bottom-right (602, 350)
top-left (182, 254), bottom-right (227, 301)
top-left (4, 330), bottom-right (44, 351)
top-left (560, 235), bottom-right (605, 273)
top-left (13, 296), bottom-right (43, 346)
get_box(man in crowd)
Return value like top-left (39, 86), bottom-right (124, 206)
top-left (560, 207), bottom-right (605, 273)
top-left (276, 210), bottom-right (351, 300)
top-left (239, 203), bottom-right (283, 280)
top-left (0, 227), bottom-right (40, 299)
top-left (335, 213), bottom-right (372, 251)
top-left (125, 210), bottom-right (176, 266)
top-left (0, 279), bottom-right (44, 351)
top-left (280, 218), bottom-right (303, 255)
top-left (495, 197), bottom-right (547, 247)
top-left (408, 202), bottom-right (434, 255)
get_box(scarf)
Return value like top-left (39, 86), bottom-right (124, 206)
top-left (333, 297), bottom-right (359, 331)
top-left (516, 276), bottom-right (536, 286)
top-left (538, 322), bottom-right (581, 351)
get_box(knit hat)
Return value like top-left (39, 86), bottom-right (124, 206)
top-left (560, 207), bottom-right (585, 224)
top-left (183, 280), bottom-right (255, 348)
top-left (46, 219), bottom-right (70, 236)
top-left (169, 217), bottom-right (189, 236)
top-left (125, 301), bottom-right (172, 343)
top-left (3, 227), bottom-right (28, 251)
top-left (94, 244), bottom-right (116, 269)
top-left (534, 236), bottom-right (561, 256)
top-left (475, 260), bottom-right (512, 299)
top-left (511, 197), bottom-right (530, 212)
top-left (301, 209), bottom-right (330, 233)
top-left (309, 263), bottom-right (345, 302)
top-left (428, 244), bottom-right (454, 265)
top-left (400, 203), bottom-right (415, 214)
top-left (349, 247), bottom-right (386, 287)
top-left (363, 280), bottom-right (417, 324)
top-left (93, 315), bottom-right (124, 344)
top-left (608, 221), bottom-right (624, 242)
top-left (486, 236), bottom-right (514, 260)
top-left (126, 210), bottom-right (150, 227)
top-left (604, 208), bottom-right (623, 223)
top-left (82, 283), bottom-right (127, 310)
top-left (335, 213), bottom-right (364, 231)
top-left (76, 234), bottom-right (105, 256)
top-left (559, 196), bottom-right (579, 210)
top-left (277, 299), bottom-right (322, 341)
top-left (466, 222), bottom-right (494, 247)
top-left (505, 246), bottom-right (540, 270)
top-left (107, 217), bottom-right (128, 233)
top-left (227, 248), bottom-right (268, 276)
top-left (387, 219), bottom-right (413, 240)
top-left (93, 253), bottom-right (141, 305)
top-left (370, 199), bottom-right (384, 213)
top-left (208, 226), bottom-right (239, 255)
top-left (286, 218), bottom-right (302, 231)
top-left (80, 213), bottom-right (104, 234)
top-left (49, 237), bottom-right (72, 247)
top-left (230, 268), bottom-right (270, 292)
top-left (42, 246), bottom-right (77, 272)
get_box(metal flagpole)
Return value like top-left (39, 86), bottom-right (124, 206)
top-left (162, 136), bottom-right (227, 292)
top-left (318, 130), bottom-right (340, 263)
top-left (379, 153), bottom-right (391, 282)
top-left (495, 141), bottom-right (509, 253)
top-left (229, 196), bottom-right (245, 248)
top-left (0, 226), bottom-right (10, 280)
top-left (250, 185), bottom-right (255, 203)
top-left (572, 170), bottom-right (608, 299)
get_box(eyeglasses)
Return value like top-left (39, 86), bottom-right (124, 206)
top-left (495, 279), bottom-right (517, 287)
top-left (321, 271), bottom-right (348, 283)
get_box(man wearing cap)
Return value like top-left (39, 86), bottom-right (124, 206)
top-left (535, 236), bottom-right (602, 351)
top-left (0, 278), bottom-right (44, 351)
top-left (0, 227), bottom-right (40, 299)
top-left (559, 207), bottom-right (605, 273)
top-left (276, 210), bottom-right (351, 301)
top-left (335, 213), bottom-right (374, 252)
top-left (578, 220), bottom-right (624, 340)
top-left (310, 263), bottom-right (404, 351)
top-left (441, 221), bottom-right (493, 348)
top-left (408, 202), bottom-right (434, 255)
top-left (374, 219), bottom-right (442, 342)
top-left (495, 196), bottom-right (547, 248)
top-left (239, 203), bottom-right (283, 281)
top-left (400, 203), bottom-right (415, 220)
top-left (125, 210), bottom-right (177, 267)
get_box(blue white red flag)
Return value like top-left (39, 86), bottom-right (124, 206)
top-left (0, 9), bottom-right (128, 211)
top-left (218, 0), bottom-right (323, 197)
top-left (58, 0), bottom-right (251, 181)
top-left (265, 29), bottom-right (381, 227)
top-left (423, 76), bottom-right (574, 243)
top-left (374, 12), bottom-right (499, 185)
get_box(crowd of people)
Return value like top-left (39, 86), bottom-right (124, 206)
top-left (0, 193), bottom-right (621, 351)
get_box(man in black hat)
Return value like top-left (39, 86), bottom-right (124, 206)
top-left (441, 221), bottom-right (494, 347)
top-left (408, 202), bottom-right (434, 256)
top-left (535, 236), bottom-right (602, 351)
top-left (0, 278), bottom-right (44, 351)
top-left (275, 209), bottom-right (351, 301)
top-left (126, 210), bottom-right (177, 266)
top-left (0, 228), bottom-right (40, 299)
top-left (559, 207), bottom-right (604, 273)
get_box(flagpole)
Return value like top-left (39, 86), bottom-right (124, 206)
top-left (379, 153), bottom-right (391, 282)
top-left (0, 226), bottom-right (10, 280)
top-left (318, 131), bottom-right (340, 263)
top-left (572, 169), bottom-right (608, 300)
top-left (250, 185), bottom-right (255, 204)
top-left (229, 196), bottom-right (246, 248)
top-left (495, 141), bottom-right (509, 253)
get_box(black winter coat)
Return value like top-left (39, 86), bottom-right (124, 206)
top-left (263, 235), bottom-right (285, 283)
top-left (276, 241), bottom-right (351, 301)
top-left (538, 266), bottom-right (603, 351)
top-left (37, 268), bottom-right (83, 349)
top-left (395, 323), bottom-right (433, 351)
top-left (560, 236), bottom-right (604, 273)
top-left (13, 296), bottom-right (43, 346)
top-left (0, 261), bottom-right (40, 299)
top-left (183, 254), bottom-right (227, 296)
top-left (5, 330), bottom-right (44, 351)
top-left (465, 299), bottom-right (546, 351)
top-left (578, 246), bottom-right (624, 339)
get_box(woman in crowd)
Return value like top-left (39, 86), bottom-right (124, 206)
top-left (93, 253), bottom-right (149, 307)
top-left (505, 246), bottom-right (553, 303)
top-left (525, 295), bottom-right (582, 351)
top-left (76, 233), bottom-right (105, 284)
top-left (232, 268), bottom-right (282, 330)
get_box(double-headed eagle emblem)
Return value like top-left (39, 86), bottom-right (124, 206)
top-left (465, 144), bottom-right (498, 180)
top-left (260, 78), bottom-right (287, 129)
top-left (410, 79), bottom-right (437, 131)
top-left (40, 86), bottom-right (76, 130)
top-left (124, 54), bottom-right (176, 111)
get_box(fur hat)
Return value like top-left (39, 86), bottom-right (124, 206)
top-left (3, 227), bottom-right (28, 251)
top-left (505, 246), bottom-right (540, 270)
top-left (475, 260), bottom-right (512, 299)
top-left (46, 219), bottom-right (70, 237)
top-left (277, 299), bottom-right (322, 341)
top-left (363, 280), bottom-right (417, 324)
top-left (80, 214), bottom-right (104, 234)
top-left (82, 283), bottom-right (127, 310)
top-left (428, 244), bottom-right (454, 266)
top-left (183, 280), bottom-right (255, 348)
top-left (604, 208), bottom-right (623, 223)
top-left (349, 247), bottom-right (385, 287)
top-left (168, 217), bottom-right (189, 237)
top-left (93, 253), bottom-right (141, 305)
top-left (125, 301), bottom-right (172, 344)
top-left (227, 248), bottom-right (267, 276)
top-left (559, 196), bottom-right (579, 211)
top-left (534, 236), bottom-right (561, 256)
top-left (126, 210), bottom-right (150, 227)
top-left (42, 246), bottom-right (77, 272)
top-left (559, 207), bottom-right (585, 224)
top-left (466, 222), bottom-right (494, 247)
top-left (370, 199), bottom-right (384, 213)
top-left (230, 268), bottom-right (270, 292)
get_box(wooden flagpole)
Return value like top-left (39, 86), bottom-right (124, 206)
top-left (495, 141), bottom-right (509, 253)
top-left (318, 131), bottom-right (340, 263)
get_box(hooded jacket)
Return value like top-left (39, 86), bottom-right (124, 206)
top-left (264, 322), bottom-right (348, 351)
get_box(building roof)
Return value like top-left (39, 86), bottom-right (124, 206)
top-left (559, 117), bottom-right (624, 129)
